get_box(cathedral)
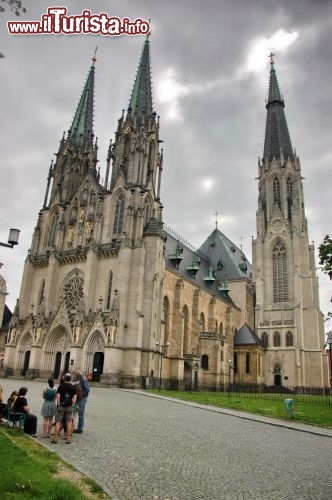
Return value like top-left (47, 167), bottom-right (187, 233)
top-left (2, 38), bottom-right (329, 390)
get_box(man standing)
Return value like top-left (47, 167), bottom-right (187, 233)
top-left (51, 373), bottom-right (76, 444)
top-left (73, 371), bottom-right (90, 434)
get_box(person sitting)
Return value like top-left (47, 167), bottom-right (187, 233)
top-left (7, 390), bottom-right (18, 410)
top-left (0, 385), bottom-right (7, 423)
top-left (51, 373), bottom-right (76, 444)
top-left (12, 387), bottom-right (38, 436)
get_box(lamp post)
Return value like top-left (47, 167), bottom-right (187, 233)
top-left (228, 359), bottom-right (233, 397)
top-left (327, 331), bottom-right (332, 387)
top-left (155, 340), bottom-right (170, 390)
top-left (0, 228), bottom-right (20, 248)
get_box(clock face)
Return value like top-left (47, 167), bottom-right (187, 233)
top-left (124, 126), bottom-right (131, 134)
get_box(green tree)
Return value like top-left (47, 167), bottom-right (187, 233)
top-left (319, 235), bottom-right (332, 280)
top-left (0, 0), bottom-right (26, 16)
top-left (0, 1), bottom-right (26, 58)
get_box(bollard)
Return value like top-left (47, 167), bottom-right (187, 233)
top-left (284, 398), bottom-right (294, 417)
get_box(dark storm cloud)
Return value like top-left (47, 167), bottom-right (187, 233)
top-left (0, 0), bottom-right (331, 318)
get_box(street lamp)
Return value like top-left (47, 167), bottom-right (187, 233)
top-left (326, 331), bottom-right (332, 387)
top-left (0, 228), bottom-right (20, 248)
top-left (155, 340), bottom-right (170, 390)
top-left (228, 359), bottom-right (234, 396)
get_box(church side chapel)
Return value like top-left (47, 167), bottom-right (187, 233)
top-left (2, 38), bottom-right (328, 390)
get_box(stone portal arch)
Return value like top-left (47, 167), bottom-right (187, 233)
top-left (43, 325), bottom-right (71, 378)
top-left (273, 362), bottom-right (282, 386)
top-left (17, 331), bottom-right (33, 375)
top-left (85, 330), bottom-right (105, 382)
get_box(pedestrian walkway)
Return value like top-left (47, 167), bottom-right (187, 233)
top-left (1, 379), bottom-right (331, 499)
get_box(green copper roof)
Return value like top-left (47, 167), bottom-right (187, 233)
top-left (129, 39), bottom-right (153, 117)
top-left (69, 63), bottom-right (95, 145)
top-left (263, 58), bottom-right (294, 162)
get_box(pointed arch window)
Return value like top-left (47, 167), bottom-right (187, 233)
top-left (144, 198), bottom-right (151, 229)
top-left (273, 331), bottom-right (281, 347)
top-left (163, 296), bottom-right (170, 347)
top-left (113, 194), bottom-right (125, 235)
top-left (245, 353), bottom-right (250, 374)
top-left (148, 140), bottom-right (155, 173)
top-left (261, 332), bottom-right (268, 348)
top-left (38, 279), bottom-right (45, 305)
top-left (48, 211), bottom-right (59, 246)
top-left (123, 137), bottom-right (130, 172)
top-left (287, 177), bottom-right (293, 220)
top-left (105, 271), bottom-right (113, 310)
top-left (219, 321), bottom-right (224, 335)
top-left (273, 177), bottom-right (281, 209)
top-left (183, 305), bottom-right (189, 355)
top-left (200, 312), bottom-right (205, 332)
top-left (201, 354), bottom-right (209, 370)
top-left (272, 239), bottom-right (288, 302)
top-left (285, 331), bottom-right (293, 347)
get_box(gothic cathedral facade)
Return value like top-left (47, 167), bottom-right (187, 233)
top-left (2, 40), bottom-right (329, 390)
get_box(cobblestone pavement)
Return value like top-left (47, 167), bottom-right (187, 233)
top-left (1, 379), bottom-right (331, 499)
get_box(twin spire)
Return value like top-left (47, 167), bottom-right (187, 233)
top-left (69, 52), bottom-right (96, 146)
top-left (128, 37), bottom-right (153, 118)
top-left (67, 43), bottom-right (294, 166)
top-left (68, 37), bottom-right (153, 147)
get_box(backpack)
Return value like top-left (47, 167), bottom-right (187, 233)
top-left (61, 388), bottom-right (72, 407)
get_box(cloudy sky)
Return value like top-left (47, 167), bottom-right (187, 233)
top-left (0, 0), bottom-right (331, 324)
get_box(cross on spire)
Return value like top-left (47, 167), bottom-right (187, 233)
top-left (146, 18), bottom-right (151, 40)
top-left (214, 211), bottom-right (219, 229)
top-left (269, 51), bottom-right (275, 66)
top-left (92, 46), bottom-right (98, 66)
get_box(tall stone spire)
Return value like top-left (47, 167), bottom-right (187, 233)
top-left (128, 37), bottom-right (153, 119)
top-left (48, 54), bottom-right (98, 206)
top-left (263, 53), bottom-right (294, 162)
top-left (69, 54), bottom-right (96, 146)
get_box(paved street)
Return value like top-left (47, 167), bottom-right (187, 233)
top-left (1, 379), bottom-right (331, 499)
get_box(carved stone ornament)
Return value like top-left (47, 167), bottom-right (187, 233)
top-left (64, 277), bottom-right (84, 309)
top-left (92, 335), bottom-right (105, 352)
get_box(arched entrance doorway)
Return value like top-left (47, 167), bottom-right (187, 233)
top-left (53, 352), bottom-right (62, 379)
top-left (17, 332), bottom-right (33, 377)
top-left (22, 350), bottom-right (31, 376)
top-left (86, 331), bottom-right (105, 382)
top-left (92, 352), bottom-right (104, 382)
top-left (274, 363), bottom-right (282, 386)
top-left (43, 326), bottom-right (71, 379)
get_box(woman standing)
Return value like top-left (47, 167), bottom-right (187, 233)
top-left (41, 378), bottom-right (57, 438)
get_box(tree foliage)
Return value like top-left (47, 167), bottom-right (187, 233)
top-left (0, 1), bottom-right (26, 58)
top-left (319, 235), bottom-right (332, 280)
top-left (0, 0), bottom-right (26, 16)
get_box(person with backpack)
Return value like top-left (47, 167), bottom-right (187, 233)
top-left (73, 371), bottom-right (90, 434)
top-left (51, 373), bottom-right (76, 444)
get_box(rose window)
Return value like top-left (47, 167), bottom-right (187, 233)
top-left (64, 277), bottom-right (84, 309)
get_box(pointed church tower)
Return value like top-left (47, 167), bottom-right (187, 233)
top-left (252, 55), bottom-right (328, 389)
top-left (4, 40), bottom-right (166, 387)
top-left (104, 36), bottom-right (166, 384)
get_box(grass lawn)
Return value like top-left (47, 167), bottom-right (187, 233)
top-left (151, 390), bottom-right (332, 428)
top-left (0, 426), bottom-right (109, 499)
